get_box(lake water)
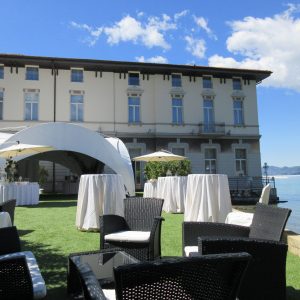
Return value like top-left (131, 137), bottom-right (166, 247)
top-left (275, 175), bottom-right (300, 233)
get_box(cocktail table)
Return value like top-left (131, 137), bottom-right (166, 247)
top-left (67, 249), bottom-right (139, 297)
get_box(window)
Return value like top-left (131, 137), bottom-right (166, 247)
top-left (172, 74), bottom-right (182, 87)
top-left (128, 96), bottom-right (140, 123)
top-left (128, 73), bottom-right (140, 86)
top-left (233, 78), bottom-right (242, 90)
top-left (233, 99), bottom-right (244, 125)
top-left (129, 148), bottom-right (142, 187)
top-left (70, 94), bottom-right (84, 122)
top-left (235, 149), bottom-right (247, 175)
top-left (172, 98), bottom-right (183, 124)
top-left (0, 66), bottom-right (3, 79)
top-left (0, 90), bottom-right (3, 120)
top-left (172, 147), bottom-right (185, 156)
top-left (205, 148), bottom-right (217, 174)
top-left (24, 92), bottom-right (39, 120)
top-left (203, 76), bottom-right (213, 89)
top-left (71, 69), bottom-right (83, 82)
top-left (26, 67), bottom-right (39, 80)
top-left (203, 98), bottom-right (215, 132)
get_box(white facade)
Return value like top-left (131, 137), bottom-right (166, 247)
top-left (0, 55), bottom-right (271, 190)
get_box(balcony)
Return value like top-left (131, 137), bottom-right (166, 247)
top-left (198, 122), bottom-right (225, 135)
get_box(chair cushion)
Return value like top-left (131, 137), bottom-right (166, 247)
top-left (0, 251), bottom-right (47, 299)
top-left (105, 231), bottom-right (150, 243)
top-left (225, 211), bottom-right (254, 227)
top-left (103, 289), bottom-right (116, 300)
top-left (184, 246), bottom-right (198, 257)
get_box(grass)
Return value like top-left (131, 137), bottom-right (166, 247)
top-left (14, 196), bottom-right (300, 299)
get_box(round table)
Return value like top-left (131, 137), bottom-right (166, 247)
top-left (184, 174), bottom-right (232, 222)
top-left (157, 176), bottom-right (187, 213)
top-left (76, 174), bottom-right (126, 231)
top-left (0, 182), bottom-right (40, 206)
top-left (143, 181), bottom-right (157, 198)
top-left (0, 212), bottom-right (12, 228)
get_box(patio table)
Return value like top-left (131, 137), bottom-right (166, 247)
top-left (67, 249), bottom-right (139, 298)
top-left (184, 174), bottom-right (232, 222)
top-left (157, 176), bottom-right (187, 213)
top-left (143, 180), bottom-right (157, 198)
top-left (0, 182), bottom-right (39, 206)
top-left (76, 174), bottom-right (126, 231)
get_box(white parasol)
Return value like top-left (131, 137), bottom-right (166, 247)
top-left (132, 149), bottom-right (187, 162)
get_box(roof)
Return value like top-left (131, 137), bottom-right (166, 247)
top-left (0, 53), bottom-right (272, 83)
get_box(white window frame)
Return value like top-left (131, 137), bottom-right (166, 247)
top-left (233, 97), bottom-right (244, 125)
top-left (203, 96), bottom-right (215, 132)
top-left (25, 65), bottom-right (39, 81)
top-left (128, 72), bottom-right (140, 86)
top-left (235, 148), bottom-right (247, 176)
top-left (71, 68), bottom-right (84, 83)
top-left (171, 73), bottom-right (182, 87)
top-left (70, 90), bottom-right (84, 122)
top-left (204, 148), bottom-right (217, 174)
top-left (0, 65), bottom-right (4, 79)
top-left (172, 97), bottom-right (183, 125)
top-left (128, 96), bottom-right (141, 123)
top-left (202, 76), bottom-right (213, 89)
top-left (232, 77), bottom-right (242, 90)
top-left (24, 90), bottom-right (39, 120)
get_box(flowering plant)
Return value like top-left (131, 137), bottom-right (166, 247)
top-left (5, 157), bottom-right (18, 182)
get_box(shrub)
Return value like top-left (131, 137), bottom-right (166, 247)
top-left (144, 160), bottom-right (191, 180)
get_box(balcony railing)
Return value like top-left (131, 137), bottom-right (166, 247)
top-left (199, 123), bottom-right (225, 135)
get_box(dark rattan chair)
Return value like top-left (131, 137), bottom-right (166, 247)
top-left (183, 203), bottom-right (292, 300)
top-left (0, 255), bottom-right (34, 300)
top-left (0, 226), bottom-right (47, 299)
top-left (0, 199), bottom-right (17, 225)
top-left (73, 252), bottom-right (251, 300)
top-left (100, 197), bottom-right (164, 261)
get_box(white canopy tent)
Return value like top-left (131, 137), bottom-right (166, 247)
top-left (0, 122), bottom-right (135, 195)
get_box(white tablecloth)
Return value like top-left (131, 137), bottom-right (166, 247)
top-left (157, 176), bottom-right (187, 213)
top-left (0, 212), bottom-right (12, 228)
top-left (143, 181), bottom-right (157, 198)
top-left (184, 174), bottom-right (232, 222)
top-left (225, 211), bottom-right (253, 227)
top-left (0, 182), bottom-right (40, 206)
top-left (76, 174), bottom-right (126, 231)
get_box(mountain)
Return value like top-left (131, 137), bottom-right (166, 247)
top-left (262, 166), bottom-right (300, 175)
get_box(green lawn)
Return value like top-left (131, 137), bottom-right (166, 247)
top-left (14, 196), bottom-right (300, 299)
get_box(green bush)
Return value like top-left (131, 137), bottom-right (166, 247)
top-left (144, 160), bottom-right (191, 179)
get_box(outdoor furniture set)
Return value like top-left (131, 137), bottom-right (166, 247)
top-left (68, 198), bottom-right (292, 300)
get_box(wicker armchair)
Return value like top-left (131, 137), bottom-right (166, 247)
top-left (73, 252), bottom-right (251, 300)
top-left (0, 199), bottom-right (16, 225)
top-left (0, 226), bottom-right (47, 299)
top-left (100, 197), bottom-right (164, 261)
top-left (183, 204), bottom-right (292, 300)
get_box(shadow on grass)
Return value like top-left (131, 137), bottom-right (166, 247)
top-left (18, 229), bottom-right (34, 237)
top-left (20, 238), bottom-right (69, 300)
top-left (287, 287), bottom-right (300, 300)
top-left (28, 199), bottom-right (77, 209)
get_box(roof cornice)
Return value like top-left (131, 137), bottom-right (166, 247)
top-left (0, 53), bottom-right (272, 82)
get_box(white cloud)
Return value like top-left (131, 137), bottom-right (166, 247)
top-left (208, 4), bottom-right (300, 91)
top-left (136, 55), bottom-right (168, 63)
top-left (185, 36), bottom-right (206, 59)
top-left (174, 10), bottom-right (189, 21)
top-left (103, 14), bottom-right (176, 49)
top-left (70, 21), bottom-right (103, 46)
top-left (194, 16), bottom-right (217, 40)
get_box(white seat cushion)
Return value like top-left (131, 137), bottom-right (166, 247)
top-left (104, 231), bottom-right (150, 243)
top-left (225, 211), bottom-right (254, 227)
top-left (103, 289), bottom-right (116, 300)
top-left (0, 251), bottom-right (47, 299)
top-left (184, 246), bottom-right (198, 257)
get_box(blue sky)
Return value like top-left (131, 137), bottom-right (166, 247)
top-left (1, 0), bottom-right (299, 167)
